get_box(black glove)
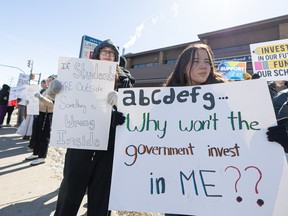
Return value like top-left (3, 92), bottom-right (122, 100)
top-left (267, 118), bottom-right (288, 152)
top-left (111, 106), bottom-right (125, 128)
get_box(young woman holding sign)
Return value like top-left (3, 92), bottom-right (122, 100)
top-left (163, 43), bottom-right (288, 216)
top-left (163, 43), bottom-right (226, 216)
top-left (54, 39), bottom-right (135, 216)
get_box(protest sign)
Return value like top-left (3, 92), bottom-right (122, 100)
top-left (26, 85), bottom-right (40, 115)
top-left (50, 57), bottom-right (116, 150)
top-left (250, 39), bottom-right (288, 81)
top-left (109, 79), bottom-right (288, 216)
top-left (9, 86), bottom-right (26, 101)
top-left (9, 85), bottom-right (29, 106)
top-left (217, 61), bottom-right (246, 80)
top-left (17, 73), bottom-right (30, 86)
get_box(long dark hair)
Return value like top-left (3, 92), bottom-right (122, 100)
top-left (164, 43), bottom-right (226, 87)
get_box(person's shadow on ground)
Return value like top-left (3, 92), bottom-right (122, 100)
top-left (0, 188), bottom-right (87, 216)
top-left (0, 189), bottom-right (58, 216)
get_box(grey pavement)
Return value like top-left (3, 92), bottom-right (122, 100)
top-left (0, 112), bottom-right (159, 216)
top-left (0, 113), bottom-right (88, 216)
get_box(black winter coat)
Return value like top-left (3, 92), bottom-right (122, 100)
top-left (269, 81), bottom-right (288, 99)
top-left (108, 67), bottom-right (135, 150)
top-left (273, 89), bottom-right (288, 118)
top-left (0, 84), bottom-right (10, 105)
top-left (278, 101), bottom-right (288, 120)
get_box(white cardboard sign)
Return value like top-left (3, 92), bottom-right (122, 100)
top-left (26, 85), bottom-right (40, 115)
top-left (50, 57), bottom-right (116, 150)
top-left (109, 79), bottom-right (288, 216)
top-left (17, 73), bottom-right (30, 86)
top-left (250, 39), bottom-right (288, 81)
top-left (9, 86), bottom-right (26, 101)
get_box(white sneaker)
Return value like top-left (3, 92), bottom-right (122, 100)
top-left (30, 158), bottom-right (45, 166)
top-left (25, 154), bottom-right (38, 160)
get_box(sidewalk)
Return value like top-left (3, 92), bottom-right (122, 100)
top-left (0, 113), bottom-right (87, 216)
top-left (0, 113), bottom-right (160, 216)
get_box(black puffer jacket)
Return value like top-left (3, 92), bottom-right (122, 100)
top-left (273, 89), bottom-right (288, 118)
top-left (273, 89), bottom-right (288, 135)
top-left (0, 84), bottom-right (10, 105)
top-left (269, 81), bottom-right (288, 99)
top-left (117, 67), bottom-right (135, 89)
top-left (278, 101), bottom-right (288, 120)
top-left (108, 67), bottom-right (135, 150)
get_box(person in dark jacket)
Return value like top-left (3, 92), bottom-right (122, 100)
top-left (119, 55), bottom-right (136, 86)
top-left (272, 88), bottom-right (288, 117)
top-left (278, 101), bottom-right (288, 120)
top-left (25, 77), bottom-right (62, 165)
top-left (268, 80), bottom-right (288, 99)
top-left (0, 84), bottom-right (10, 127)
top-left (27, 76), bottom-right (53, 152)
top-left (54, 39), bottom-right (135, 216)
top-left (267, 88), bottom-right (288, 153)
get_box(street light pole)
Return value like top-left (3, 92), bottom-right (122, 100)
top-left (0, 63), bottom-right (26, 74)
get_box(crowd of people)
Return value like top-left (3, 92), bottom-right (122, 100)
top-left (0, 74), bottom-right (61, 166)
top-left (1, 39), bottom-right (287, 216)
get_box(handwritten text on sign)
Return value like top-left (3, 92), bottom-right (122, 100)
top-left (109, 79), bottom-right (288, 216)
top-left (250, 39), bottom-right (288, 81)
top-left (50, 57), bottom-right (116, 150)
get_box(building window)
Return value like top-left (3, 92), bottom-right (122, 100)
top-left (146, 63), bottom-right (154, 67)
top-left (132, 62), bottom-right (159, 68)
top-left (213, 44), bottom-right (250, 54)
top-left (166, 59), bottom-right (177, 65)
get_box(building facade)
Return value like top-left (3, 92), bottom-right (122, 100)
top-left (124, 15), bottom-right (288, 87)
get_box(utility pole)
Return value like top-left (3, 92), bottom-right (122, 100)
top-left (7, 76), bottom-right (16, 86)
